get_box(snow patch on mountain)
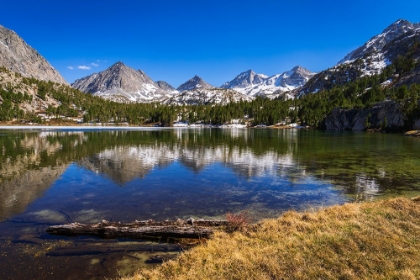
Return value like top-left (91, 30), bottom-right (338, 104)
top-left (339, 19), bottom-right (420, 65)
top-left (221, 66), bottom-right (316, 97)
top-left (337, 19), bottom-right (420, 78)
top-left (164, 88), bottom-right (254, 106)
top-left (340, 52), bottom-right (391, 77)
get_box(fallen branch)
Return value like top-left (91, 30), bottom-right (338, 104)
top-left (46, 219), bottom-right (230, 240)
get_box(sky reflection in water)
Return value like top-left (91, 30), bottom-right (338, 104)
top-left (1, 128), bottom-right (420, 279)
top-left (1, 128), bottom-right (420, 224)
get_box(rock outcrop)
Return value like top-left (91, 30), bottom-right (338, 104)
top-left (0, 25), bottom-right (67, 85)
top-left (323, 101), bottom-right (405, 131)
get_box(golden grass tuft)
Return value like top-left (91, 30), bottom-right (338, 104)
top-left (122, 198), bottom-right (420, 279)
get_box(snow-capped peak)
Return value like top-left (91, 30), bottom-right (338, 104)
top-left (221, 66), bottom-right (316, 97)
top-left (339, 19), bottom-right (420, 64)
top-left (221, 70), bottom-right (267, 89)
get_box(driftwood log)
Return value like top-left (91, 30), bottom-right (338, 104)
top-left (46, 219), bottom-right (230, 240)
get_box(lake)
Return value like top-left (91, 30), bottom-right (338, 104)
top-left (0, 128), bottom-right (419, 279)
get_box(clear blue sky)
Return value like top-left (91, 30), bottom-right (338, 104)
top-left (2, 0), bottom-right (420, 87)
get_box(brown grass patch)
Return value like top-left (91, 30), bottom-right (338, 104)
top-left (122, 198), bottom-right (420, 279)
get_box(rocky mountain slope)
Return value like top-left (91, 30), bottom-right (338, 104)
top-left (0, 25), bottom-right (67, 85)
top-left (222, 66), bottom-right (316, 97)
top-left (71, 62), bottom-right (178, 102)
top-left (297, 19), bottom-right (420, 96)
top-left (0, 68), bottom-right (62, 116)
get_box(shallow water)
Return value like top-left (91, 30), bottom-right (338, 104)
top-left (0, 128), bottom-right (419, 279)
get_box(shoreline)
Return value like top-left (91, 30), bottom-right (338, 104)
top-left (0, 125), bottom-right (165, 130)
top-left (124, 197), bottom-right (420, 279)
top-left (0, 123), bottom-right (304, 130)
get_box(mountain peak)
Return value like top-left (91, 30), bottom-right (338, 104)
top-left (177, 75), bottom-right (213, 92)
top-left (221, 69), bottom-right (266, 90)
top-left (291, 65), bottom-right (306, 71)
top-left (72, 62), bottom-right (177, 102)
top-left (290, 66), bottom-right (315, 76)
top-left (387, 19), bottom-right (412, 28)
top-left (109, 61), bottom-right (127, 70)
top-left (382, 18), bottom-right (416, 35)
top-left (339, 19), bottom-right (419, 64)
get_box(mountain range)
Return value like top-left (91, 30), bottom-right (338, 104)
top-left (0, 19), bottom-right (419, 106)
top-left (71, 63), bottom-right (316, 104)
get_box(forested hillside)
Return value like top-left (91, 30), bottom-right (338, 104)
top-left (297, 39), bottom-right (420, 130)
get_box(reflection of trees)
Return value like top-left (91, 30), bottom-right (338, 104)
top-left (0, 129), bottom-right (419, 221)
top-left (0, 130), bottom-right (158, 221)
top-left (293, 132), bottom-right (420, 199)
top-left (0, 131), bottom-right (91, 221)
top-left (0, 131), bottom-right (88, 181)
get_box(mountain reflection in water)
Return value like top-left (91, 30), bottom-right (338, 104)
top-left (0, 129), bottom-right (420, 222)
top-left (1, 128), bottom-right (420, 279)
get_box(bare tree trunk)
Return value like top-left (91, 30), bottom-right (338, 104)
top-left (46, 219), bottom-right (229, 240)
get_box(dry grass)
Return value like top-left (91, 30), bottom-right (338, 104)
top-left (122, 198), bottom-right (420, 279)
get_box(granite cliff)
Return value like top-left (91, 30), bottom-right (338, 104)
top-left (323, 101), bottom-right (406, 131)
